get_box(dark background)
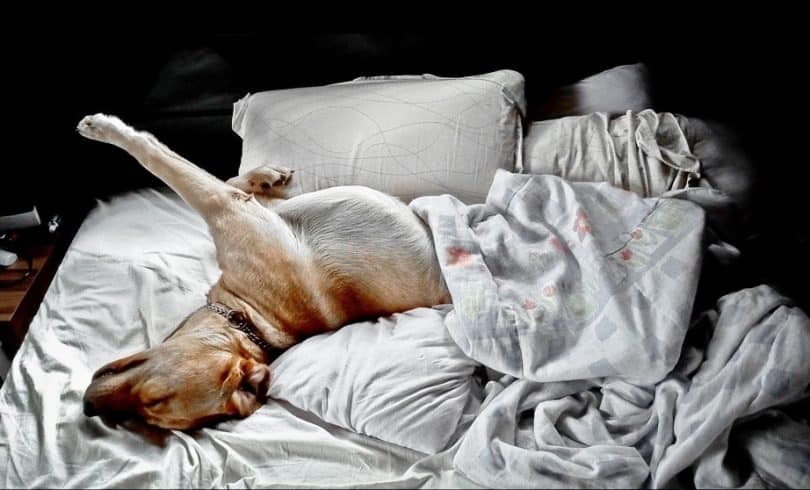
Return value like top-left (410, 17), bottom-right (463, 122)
top-left (2, 24), bottom-right (807, 310)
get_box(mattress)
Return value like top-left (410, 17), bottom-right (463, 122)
top-left (0, 188), bottom-right (478, 488)
top-left (4, 178), bottom-right (808, 488)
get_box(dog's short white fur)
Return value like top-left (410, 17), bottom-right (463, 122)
top-left (78, 114), bottom-right (449, 431)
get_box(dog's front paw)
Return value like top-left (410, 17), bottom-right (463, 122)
top-left (76, 113), bottom-right (129, 143)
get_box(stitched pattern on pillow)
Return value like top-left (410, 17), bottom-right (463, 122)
top-left (232, 70), bottom-right (526, 204)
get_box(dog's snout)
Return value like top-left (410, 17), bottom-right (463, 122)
top-left (92, 356), bottom-right (148, 381)
top-left (83, 398), bottom-right (98, 417)
top-left (91, 365), bottom-right (117, 381)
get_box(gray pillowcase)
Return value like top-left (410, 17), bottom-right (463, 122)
top-left (682, 117), bottom-right (755, 213)
top-left (537, 63), bottom-right (653, 119)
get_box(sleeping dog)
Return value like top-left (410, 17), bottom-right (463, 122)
top-left (78, 114), bottom-right (449, 431)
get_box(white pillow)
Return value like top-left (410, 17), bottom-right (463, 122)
top-left (268, 306), bottom-right (483, 454)
top-left (232, 70), bottom-right (526, 203)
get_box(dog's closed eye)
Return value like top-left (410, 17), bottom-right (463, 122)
top-left (143, 396), bottom-right (170, 409)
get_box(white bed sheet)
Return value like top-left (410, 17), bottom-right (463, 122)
top-left (0, 188), bottom-right (479, 488)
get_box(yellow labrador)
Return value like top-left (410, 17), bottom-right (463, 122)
top-left (78, 114), bottom-right (449, 431)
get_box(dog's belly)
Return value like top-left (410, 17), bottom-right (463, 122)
top-left (215, 186), bottom-right (449, 344)
top-left (278, 186), bottom-right (449, 312)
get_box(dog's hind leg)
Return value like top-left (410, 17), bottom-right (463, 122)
top-left (76, 113), bottom-right (246, 220)
top-left (226, 165), bottom-right (296, 208)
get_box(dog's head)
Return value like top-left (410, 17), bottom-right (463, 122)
top-left (83, 308), bottom-right (271, 431)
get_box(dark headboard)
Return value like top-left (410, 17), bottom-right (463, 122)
top-left (5, 29), bottom-right (806, 309)
top-left (5, 31), bottom-right (783, 203)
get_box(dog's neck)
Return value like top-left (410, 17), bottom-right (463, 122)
top-left (207, 281), bottom-right (298, 354)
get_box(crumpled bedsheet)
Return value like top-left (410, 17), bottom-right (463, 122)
top-left (1, 175), bottom-right (808, 488)
top-left (411, 170), bottom-right (810, 488)
top-left (0, 189), bottom-right (480, 489)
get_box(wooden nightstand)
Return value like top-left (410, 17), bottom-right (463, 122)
top-left (1, 242), bottom-right (63, 358)
top-left (0, 211), bottom-right (86, 360)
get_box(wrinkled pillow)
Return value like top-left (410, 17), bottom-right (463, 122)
top-left (522, 110), bottom-right (700, 197)
top-left (537, 63), bottom-right (652, 119)
top-left (522, 110), bottom-right (754, 242)
top-left (232, 70), bottom-right (526, 203)
top-left (268, 306), bottom-right (483, 454)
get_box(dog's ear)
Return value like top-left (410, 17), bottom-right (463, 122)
top-left (230, 359), bottom-right (271, 415)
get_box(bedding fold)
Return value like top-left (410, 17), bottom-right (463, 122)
top-left (1, 174), bottom-right (807, 488)
top-left (411, 172), bottom-right (810, 488)
top-left (411, 170), bottom-right (706, 385)
top-left (0, 189), bottom-right (480, 488)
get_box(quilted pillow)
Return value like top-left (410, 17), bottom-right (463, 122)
top-left (232, 70), bottom-right (526, 203)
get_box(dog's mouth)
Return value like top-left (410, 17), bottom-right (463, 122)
top-left (84, 390), bottom-right (171, 447)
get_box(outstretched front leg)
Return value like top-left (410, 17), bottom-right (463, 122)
top-left (77, 114), bottom-right (248, 222)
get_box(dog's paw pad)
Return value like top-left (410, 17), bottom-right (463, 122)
top-left (268, 167), bottom-right (294, 187)
top-left (76, 113), bottom-right (127, 142)
top-left (227, 166), bottom-right (295, 196)
top-left (248, 166), bottom-right (294, 190)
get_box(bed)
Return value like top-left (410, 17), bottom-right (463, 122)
top-left (0, 188), bottom-right (483, 488)
top-left (1, 33), bottom-right (808, 489)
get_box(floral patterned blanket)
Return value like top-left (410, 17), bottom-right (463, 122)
top-left (412, 170), bottom-right (705, 385)
top-left (410, 170), bottom-right (810, 488)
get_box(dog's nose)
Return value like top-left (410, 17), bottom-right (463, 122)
top-left (83, 398), bottom-right (98, 417)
